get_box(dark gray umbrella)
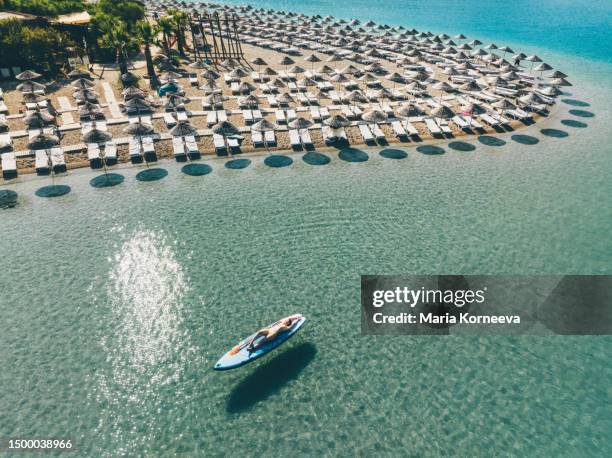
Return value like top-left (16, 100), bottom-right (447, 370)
top-left (361, 109), bottom-right (388, 123)
top-left (324, 114), bottom-right (350, 128)
top-left (170, 121), bottom-right (198, 137)
top-left (28, 134), bottom-right (59, 150)
top-left (212, 121), bottom-right (240, 136)
top-left (124, 122), bottom-right (155, 136)
top-left (83, 128), bottom-right (112, 144)
top-left (16, 70), bottom-right (41, 81)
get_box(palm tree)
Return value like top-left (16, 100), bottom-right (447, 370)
top-left (156, 16), bottom-right (173, 56)
top-left (136, 20), bottom-right (160, 87)
top-left (98, 19), bottom-right (133, 75)
top-left (168, 8), bottom-right (189, 57)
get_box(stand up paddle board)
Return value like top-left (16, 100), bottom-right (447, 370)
top-left (214, 314), bottom-right (306, 371)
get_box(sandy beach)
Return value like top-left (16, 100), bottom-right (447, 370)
top-left (0, 2), bottom-right (556, 178)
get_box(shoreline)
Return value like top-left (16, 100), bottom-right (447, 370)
top-left (1, 0), bottom-right (563, 180)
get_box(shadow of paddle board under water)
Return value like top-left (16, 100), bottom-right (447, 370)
top-left (226, 342), bottom-right (317, 414)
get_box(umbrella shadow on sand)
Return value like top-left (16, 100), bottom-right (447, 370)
top-left (226, 342), bottom-right (317, 414)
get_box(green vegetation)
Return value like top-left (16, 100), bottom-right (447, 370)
top-left (0, 0), bottom-right (85, 17)
top-left (0, 19), bottom-right (75, 73)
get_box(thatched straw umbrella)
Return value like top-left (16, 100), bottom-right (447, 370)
top-left (212, 121), bottom-right (241, 149)
top-left (71, 78), bottom-right (95, 90)
top-left (230, 67), bottom-right (249, 79)
top-left (251, 119), bottom-right (278, 151)
top-left (170, 121), bottom-right (198, 137)
top-left (251, 57), bottom-right (267, 73)
top-left (279, 56), bottom-right (295, 72)
top-left (16, 70), bottom-right (42, 81)
top-left (201, 69), bottom-right (220, 81)
top-left (28, 133), bottom-right (59, 150)
top-left (398, 103), bottom-right (423, 117)
top-left (431, 105), bottom-right (455, 119)
top-left (74, 89), bottom-right (99, 103)
top-left (304, 54), bottom-right (321, 71)
top-left (83, 128), bottom-right (112, 144)
top-left (120, 72), bottom-right (140, 87)
top-left (25, 111), bottom-right (56, 129)
top-left (361, 109), bottom-right (388, 124)
top-left (239, 94), bottom-right (259, 108)
top-left (122, 86), bottom-right (147, 100)
top-left (324, 114), bottom-right (350, 128)
top-left (68, 69), bottom-right (91, 79)
top-left (78, 102), bottom-right (105, 120)
top-left (17, 81), bottom-right (45, 93)
top-left (124, 122), bottom-right (154, 136)
top-left (288, 117), bottom-right (313, 139)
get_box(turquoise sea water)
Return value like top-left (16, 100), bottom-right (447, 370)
top-left (1, 1), bottom-right (612, 456)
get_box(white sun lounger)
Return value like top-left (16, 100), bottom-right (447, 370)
top-left (176, 111), bottom-right (189, 122)
top-left (164, 112), bottom-right (177, 128)
top-left (286, 109), bottom-right (297, 122)
top-left (230, 82), bottom-right (240, 94)
top-left (242, 110), bottom-right (254, 124)
top-left (452, 115), bottom-right (470, 129)
top-left (319, 106), bottom-right (330, 119)
top-left (189, 73), bottom-right (198, 86)
top-left (435, 118), bottom-right (453, 134)
top-left (264, 130), bottom-right (275, 145)
top-left (251, 129), bottom-right (264, 146)
top-left (252, 110), bottom-right (263, 121)
top-left (341, 105), bottom-right (353, 119)
top-left (462, 116), bottom-right (483, 129)
top-left (1, 152), bottom-right (17, 179)
top-left (403, 119), bottom-right (419, 137)
top-left (370, 124), bottom-right (385, 140)
top-left (300, 129), bottom-right (313, 147)
top-left (479, 113), bottom-right (499, 127)
top-left (104, 142), bottom-right (117, 165)
top-left (332, 127), bottom-right (348, 140)
top-left (185, 136), bottom-right (199, 158)
top-left (310, 106), bottom-right (321, 121)
top-left (268, 95), bottom-right (278, 107)
top-left (129, 138), bottom-right (142, 161)
top-left (213, 134), bottom-right (226, 154)
top-left (391, 120), bottom-right (408, 138)
top-left (275, 109), bottom-right (286, 124)
top-left (50, 148), bottom-right (66, 173)
top-left (173, 137), bottom-right (187, 160)
top-left (288, 129), bottom-right (301, 148)
top-left (35, 150), bottom-right (50, 174)
top-left (358, 124), bottom-right (374, 142)
top-left (227, 137), bottom-right (240, 151)
top-left (425, 118), bottom-right (442, 135)
top-left (206, 111), bottom-right (217, 126)
top-left (0, 132), bottom-right (12, 148)
top-left (216, 110), bottom-right (227, 123)
top-left (142, 137), bottom-right (156, 161)
top-left (87, 143), bottom-right (101, 166)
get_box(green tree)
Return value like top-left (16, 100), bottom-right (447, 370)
top-left (97, 17), bottom-right (134, 74)
top-left (169, 9), bottom-right (190, 57)
top-left (96, 0), bottom-right (144, 30)
top-left (156, 16), bottom-right (173, 56)
top-left (136, 20), bottom-right (160, 86)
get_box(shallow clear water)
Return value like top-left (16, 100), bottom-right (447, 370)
top-left (1, 1), bottom-right (611, 456)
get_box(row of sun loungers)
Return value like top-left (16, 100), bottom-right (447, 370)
top-left (206, 110), bottom-right (228, 127)
top-left (251, 129), bottom-right (277, 147)
top-left (35, 148), bottom-right (66, 175)
top-left (172, 136), bottom-right (200, 161)
top-left (288, 129), bottom-right (314, 150)
top-left (87, 142), bottom-right (118, 169)
top-left (128, 137), bottom-right (156, 164)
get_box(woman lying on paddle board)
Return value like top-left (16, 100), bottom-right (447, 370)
top-left (214, 314), bottom-right (306, 371)
top-left (246, 315), bottom-right (300, 351)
